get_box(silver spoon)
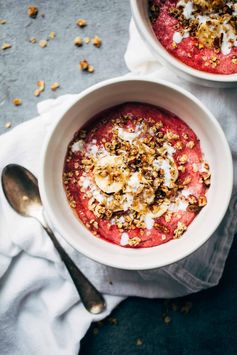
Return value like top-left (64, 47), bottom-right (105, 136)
top-left (1, 164), bottom-right (106, 314)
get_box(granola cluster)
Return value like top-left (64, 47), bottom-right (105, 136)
top-left (63, 108), bottom-right (210, 246)
top-left (168, 0), bottom-right (237, 56)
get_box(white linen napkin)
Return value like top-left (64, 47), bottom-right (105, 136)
top-left (1, 21), bottom-right (237, 355)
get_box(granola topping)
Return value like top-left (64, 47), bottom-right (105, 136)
top-left (150, 0), bottom-right (237, 74)
top-left (63, 103), bottom-right (210, 248)
top-left (170, 0), bottom-right (237, 55)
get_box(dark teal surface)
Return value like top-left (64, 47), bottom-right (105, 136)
top-left (81, 237), bottom-right (237, 355)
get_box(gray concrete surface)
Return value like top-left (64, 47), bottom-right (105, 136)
top-left (0, 0), bottom-right (130, 134)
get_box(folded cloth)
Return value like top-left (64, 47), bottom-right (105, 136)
top-left (1, 21), bottom-right (237, 355)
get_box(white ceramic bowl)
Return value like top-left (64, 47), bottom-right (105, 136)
top-left (39, 77), bottom-right (233, 270)
top-left (130, 0), bottom-right (237, 88)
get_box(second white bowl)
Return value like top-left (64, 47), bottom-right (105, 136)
top-left (130, 0), bottom-right (237, 88)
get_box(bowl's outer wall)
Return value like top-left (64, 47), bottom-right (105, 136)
top-left (40, 78), bottom-right (233, 270)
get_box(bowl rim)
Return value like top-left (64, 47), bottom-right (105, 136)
top-left (39, 76), bottom-right (233, 270)
top-left (130, 0), bottom-right (237, 83)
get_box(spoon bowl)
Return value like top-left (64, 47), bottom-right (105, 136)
top-left (1, 164), bottom-right (106, 314)
top-left (2, 164), bottom-right (42, 218)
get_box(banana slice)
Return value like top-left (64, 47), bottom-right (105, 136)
top-left (94, 155), bottom-right (125, 194)
top-left (169, 157), bottom-right (179, 183)
top-left (131, 186), bottom-right (155, 213)
top-left (151, 200), bottom-right (170, 218)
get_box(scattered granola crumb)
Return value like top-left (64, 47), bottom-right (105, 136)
top-left (49, 32), bottom-right (56, 40)
top-left (4, 122), bottom-right (11, 129)
top-left (79, 60), bottom-right (95, 73)
top-left (88, 65), bottom-right (94, 73)
top-left (108, 317), bottom-right (118, 325)
top-left (34, 80), bottom-right (45, 97)
top-left (39, 39), bottom-right (47, 48)
top-left (76, 18), bottom-right (87, 27)
top-left (181, 301), bottom-right (192, 314)
top-left (135, 338), bottom-right (143, 346)
top-left (74, 36), bottom-right (83, 47)
top-left (93, 327), bottom-right (99, 335)
top-left (79, 59), bottom-right (89, 70)
top-left (51, 82), bottom-right (60, 91)
top-left (37, 80), bottom-right (45, 91)
top-left (0, 19), bottom-right (7, 25)
top-left (84, 36), bottom-right (90, 44)
top-left (30, 37), bottom-right (37, 44)
top-left (163, 315), bottom-right (172, 324)
top-left (198, 195), bottom-right (207, 207)
top-left (92, 35), bottom-right (102, 48)
top-left (41, 13), bottom-right (45, 18)
top-left (2, 43), bottom-right (11, 50)
top-left (12, 98), bottom-right (22, 106)
top-left (27, 5), bottom-right (38, 18)
top-left (34, 89), bottom-right (41, 97)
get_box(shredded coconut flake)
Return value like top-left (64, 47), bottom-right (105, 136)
top-left (117, 127), bottom-right (141, 142)
top-left (120, 232), bottom-right (129, 246)
top-left (71, 140), bottom-right (84, 153)
top-left (127, 172), bottom-right (141, 192)
top-left (144, 214), bottom-right (154, 229)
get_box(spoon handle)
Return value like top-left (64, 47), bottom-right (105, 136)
top-left (44, 226), bottom-right (106, 314)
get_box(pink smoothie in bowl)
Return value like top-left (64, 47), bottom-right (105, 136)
top-left (149, 0), bottom-right (237, 74)
top-left (63, 102), bottom-right (211, 249)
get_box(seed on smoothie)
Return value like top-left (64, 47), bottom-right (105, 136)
top-left (174, 141), bottom-right (183, 150)
top-left (198, 195), bottom-right (207, 207)
top-left (178, 154), bottom-right (188, 164)
top-left (186, 141), bottom-right (195, 149)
